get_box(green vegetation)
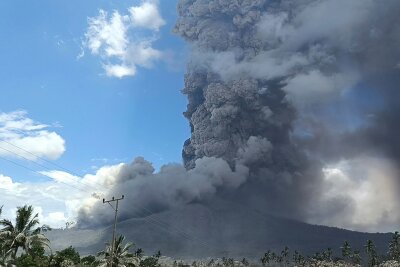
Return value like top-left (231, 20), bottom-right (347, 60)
top-left (0, 205), bottom-right (163, 267)
top-left (97, 235), bottom-right (139, 266)
top-left (1, 205), bottom-right (400, 266)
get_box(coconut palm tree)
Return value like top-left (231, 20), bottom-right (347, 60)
top-left (293, 250), bottom-right (301, 265)
top-left (0, 206), bottom-right (11, 265)
top-left (134, 248), bottom-right (144, 259)
top-left (0, 205), bottom-right (51, 259)
top-left (351, 250), bottom-right (362, 265)
top-left (97, 235), bottom-right (139, 267)
top-left (322, 248), bottom-right (332, 262)
top-left (261, 250), bottom-right (272, 266)
top-left (281, 246), bottom-right (290, 266)
top-left (365, 239), bottom-right (378, 267)
top-left (341, 240), bottom-right (352, 261)
top-left (389, 231), bottom-right (400, 261)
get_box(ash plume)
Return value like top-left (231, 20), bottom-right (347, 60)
top-left (173, 0), bottom-right (321, 220)
top-left (77, 0), bottom-right (400, 232)
top-left (173, 0), bottom-right (400, 230)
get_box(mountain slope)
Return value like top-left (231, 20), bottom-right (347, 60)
top-left (47, 202), bottom-right (392, 259)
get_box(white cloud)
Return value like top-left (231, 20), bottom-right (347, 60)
top-left (0, 174), bottom-right (21, 191)
top-left (39, 170), bottom-right (81, 184)
top-left (125, 41), bottom-right (162, 68)
top-left (0, 162), bottom-right (127, 228)
top-left (84, 0), bottom-right (165, 78)
top-left (0, 175), bottom-right (70, 228)
top-left (104, 64), bottom-right (136, 78)
top-left (0, 110), bottom-right (66, 160)
top-left (0, 171), bottom-right (101, 228)
top-left (86, 10), bottom-right (128, 57)
top-left (129, 1), bottom-right (165, 31)
top-left (309, 157), bottom-right (400, 232)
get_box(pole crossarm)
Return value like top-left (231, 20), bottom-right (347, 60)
top-left (103, 195), bottom-right (124, 267)
top-left (103, 195), bottom-right (125, 203)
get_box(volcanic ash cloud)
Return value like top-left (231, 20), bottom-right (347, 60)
top-left (77, 0), bottom-right (400, 232)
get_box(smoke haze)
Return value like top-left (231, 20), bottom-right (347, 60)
top-left (77, 0), bottom-right (400, 232)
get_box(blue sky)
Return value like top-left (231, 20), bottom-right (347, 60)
top-left (0, 0), bottom-right (191, 226)
top-left (0, 0), bottom-right (188, 180)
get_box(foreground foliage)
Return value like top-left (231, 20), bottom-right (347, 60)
top-left (0, 205), bottom-right (51, 266)
top-left (1, 205), bottom-right (400, 266)
top-left (97, 235), bottom-right (140, 267)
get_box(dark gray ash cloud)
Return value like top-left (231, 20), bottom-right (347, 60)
top-left (77, 0), bottom-right (400, 232)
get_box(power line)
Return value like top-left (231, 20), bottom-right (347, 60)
top-left (0, 143), bottom-right (104, 193)
top-left (0, 127), bottom-right (107, 192)
top-left (0, 155), bottom-right (93, 195)
top-left (0, 137), bottom-right (216, 249)
top-left (0, 147), bottom-right (215, 249)
top-left (0, 137), bottom-right (81, 177)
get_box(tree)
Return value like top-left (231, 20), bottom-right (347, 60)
top-left (81, 255), bottom-right (97, 266)
top-left (312, 252), bottom-right (323, 261)
top-left (389, 231), bottom-right (400, 261)
top-left (293, 250), bottom-right (301, 265)
top-left (0, 206), bottom-right (10, 265)
top-left (351, 250), bottom-right (362, 265)
top-left (275, 255), bottom-right (283, 265)
top-left (0, 205), bottom-right (50, 259)
top-left (97, 235), bottom-right (139, 267)
top-left (281, 246), bottom-right (290, 265)
top-left (10, 242), bottom-right (49, 267)
top-left (50, 246), bottom-right (81, 267)
top-left (322, 248), bottom-right (332, 262)
top-left (135, 248), bottom-right (144, 259)
top-left (270, 252), bottom-right (277, 263)
top-left (139, 255), bottom-right (161, 267)
top-left (15, 253), bottom-right (40, 267)
top-left (341, 241), bottom-right (352, 261)
top-left (365, 239), bottom-right (378, 267)
top-left (261, 250), bottom-right (272, 266)
top-left (222, 257), bottom-right (234, 267)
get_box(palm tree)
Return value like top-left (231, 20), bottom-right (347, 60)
top-left (389, 231), bottom-right (400, 261)
top-left (271, 252), bottom-right (277, 263)
top-left (365, 239), bottom-right (378, 267)
top-left (281, 246), bottom-right (290, 266)
top-left (97, 235), bottom-right (139, 267)
top-left (275, 255), bottom-right (283, 265)
top-left (0, 206), bottom-right (11, 265)
top-left (351, 250), bottom-right (362, 265)
top-left (0, 205), bottom-right (50, 259)
top-left (293, 250), bottom-right (301, 265)
top-left (322, 248), bottom-right (332, 262)
top-left (261, 250), bottom-right (272, 266)
top-left (341, 241), bottom-right (352, 261)
top-left (134, 248), bottom-right (144, 259)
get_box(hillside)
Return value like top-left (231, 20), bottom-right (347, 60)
top-left (47, 201), bottom-right (392, 260)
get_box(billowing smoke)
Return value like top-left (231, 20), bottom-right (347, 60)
top-left (173, 0), bottom-right (400, 230)
top-left (77, 0), bottom-right (400, 232)
top-left (174, 0), bottom-right (323, 221)
top-left (77, 157), bottom-right (248, 227)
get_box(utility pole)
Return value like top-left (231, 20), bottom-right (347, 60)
top-left (103, 195), bottom-right (124, 267)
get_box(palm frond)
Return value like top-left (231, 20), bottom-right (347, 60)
top-left (0, 219), bottom-right (14, 232)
